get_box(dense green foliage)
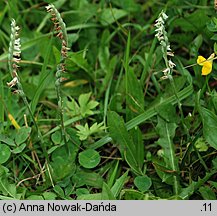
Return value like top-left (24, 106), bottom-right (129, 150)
top-left (0, 0), bottom-right (217, 200)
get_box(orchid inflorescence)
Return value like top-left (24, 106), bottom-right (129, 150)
top-left (46, 4), bottom-right (70, 149)
top-left (7, 19), bottom-right (21, 88)
top-left (45, 4), bottom-right (69, 59)
top-left (155, 11), bottom-right (176, 79)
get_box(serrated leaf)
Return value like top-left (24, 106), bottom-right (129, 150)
top-left (79, 92), bottom-right (91, 107)
top-left (87, 100), bottom-right (99, 110)
top-left (76, 122), bottom-right (105, 141)
top-left (77, 92), bottom-right (99, 117)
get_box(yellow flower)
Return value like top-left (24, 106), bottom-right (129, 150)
top-left (197, 53), bottom-right (215, 76)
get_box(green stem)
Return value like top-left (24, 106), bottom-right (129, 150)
top-left (55, 67), bottom-right (69, 155)
top-left (17, 83), bottom-right (49, 162)
top-left (168, 75), bottom-right (189, 138)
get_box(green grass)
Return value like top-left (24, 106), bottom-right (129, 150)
top-left (0, 0), bottom-right (217, 200)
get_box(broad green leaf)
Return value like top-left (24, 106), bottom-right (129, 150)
top-left (199, 107), bottom-right (217, 150)
top-left (51, 131), bottom-right (62, 145)
top-left (0, 177), bottom-right (16, 198)
top-left (107, 111), bottom-right (142, 175)
top-left (122, 189), bottom-right (144, 200)
top-left (0, 135), bottom-right (15, 146)
top-left (155, 103), bottom-right (178, 123)
top-left (111, 170), bottom-right (129, 198)
top-left (156, 117), bottom-right (180, 194)
top-left (126, 67), bottom-right (145, 119)
top-left (199, 186), bottom-right (216, 200)
top-left (100, 8), bottom-right (128, 26)
top-left (27, 195), bottom-right (44, 200)
top-left (30, 37), bottom-right (53, 115)
top-left (75, 188), bottom-right (89, 197)
top-left (53, 185), bottom-right (65, 198)
top-left (0, 144), bottom-right (11, 164)
top-left (50, 156), bottom-right (76, 181)
top-left (11, 143), bottom-right (26, 154)
top-left (71, 169), bottom-right (103, 188)
top-left (156, 117), bottom-right (178, 171)
top-left (15, 127), bottom-right (31, 145)
top-left (130, 128), bottom-right (144, 169)
top-left (43, 192), bottom-right (57, 200)
top-left (77, 193), bottom-right (101, 200)
top-left (134, 176), bottom-right (152, 192)
top-left (98, 29), bottom-right (110, 72)
top-left (101, 182), bottom-right (116, 200)
top-left (66, 52), bottom-right (93, 79)
top-left (171, 10), bottom-right (209, 32)
top-left (91, 84), bottom-right (193, 149)
top-left (78, 149), bottom-right (101, 169)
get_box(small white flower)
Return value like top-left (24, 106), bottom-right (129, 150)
top-left (168, 59), bottom-right (176, 68)
top-left (14, 45), bottom-right (21, 51)
top-left (166, 45), bottom-right (171, 51)
top-left (155, 31), bottom-right (161, 38)
top-left (13, 57), bottom-right (21, 63)
top-left (11, 19), bottom-right (16, 26)
top-left (15, 26), bottom-right (20, 31)
top-left (156, 35), bottom-right (164, 41)
top-left (154, 22), bottom-right (162, 28)
top-left (7, 77), bottom-right (18, 88)
top-left (161, 75), bottom-right (169, 80)
top-left (45, 5), bottom-right (53, 12)
top-left (161, 12), bottom-right (168, 20)
top-left (162, 67), bottom-right (170, 75)
top-left (13, 51), bottom-right (21, 57)
top-left (155, 17), bottom-right (164, 25)
top-left (167, 51), bottom-right (174, 57)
